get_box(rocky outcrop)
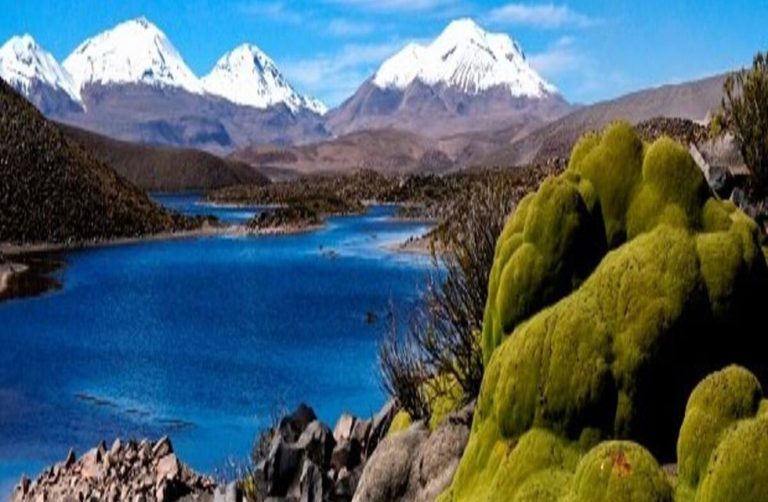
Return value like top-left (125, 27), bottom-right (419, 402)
top-left (248, 401), bottom-right (397, 501)
top-left (11, 437), bottom-right (214, 502)
top-left (352, 402), bottom-right (473, 502)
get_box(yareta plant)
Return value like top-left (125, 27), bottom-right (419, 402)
top-left (440, 122), bottom-right (768, 501)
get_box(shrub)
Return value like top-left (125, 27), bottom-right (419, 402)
top-left (379, 174), bottom-right (526, 426)
top-left (712, 51), bottom-right (768, 203)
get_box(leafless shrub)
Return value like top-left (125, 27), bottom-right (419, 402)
top-left (379, 171), bottom-right (530, 419)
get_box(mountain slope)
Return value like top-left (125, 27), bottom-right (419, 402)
top-left (0, 78), bottom-right (188, 244)
top-left (59, 124), bottom-right (270, 191)
top-left (327, 18), bottom-right (569, 137)
top-left (55, 83), bottom-right (329, 153)
top-left (202, 44), bottom-right (326, 114)
top-left (479, 73), bottom-right (728, 167)
top-left (63, 17), bottom-right (202, 94)
top-left (0, 34), bottom-right (82, 114)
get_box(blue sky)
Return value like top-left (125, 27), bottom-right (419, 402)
top-left (2, 1), bottom-right (766, 107)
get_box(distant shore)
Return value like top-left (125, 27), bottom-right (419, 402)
top-left (0, 222), bottom-right (234, 257)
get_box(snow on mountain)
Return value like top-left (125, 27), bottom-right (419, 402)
top-left (202, 44), bottom-right (327, 115)
top-left (0, 34), bottom-right (81, 103)
top-left (63, 17), bottom-right (203, 94)
top-left (373, 18), bottom-right (556, 97)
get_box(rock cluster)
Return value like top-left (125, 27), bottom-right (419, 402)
top-left (12, 437), bottom-right (215, 502)
top-left (248, 401), bottom-right (397, 501)
top-left (634, 116), bottom-right (709, 146)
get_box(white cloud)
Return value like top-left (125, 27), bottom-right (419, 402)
top-left (281, 40), bottom-right (404, 106)
top-left (237, 1), bottom-right (304, 23)
top-left (325, 19), bottom-right (375, 37)
top-left (325, 0), bottom-right (457, 12)
top-left (486, 3), bottom-right (598, 29)
top-left (529, 36), bottom-right (582, 77)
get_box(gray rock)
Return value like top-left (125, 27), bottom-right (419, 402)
top-left (366, 400), bottom-right (398, 458)
top-left (351, 422), bottom-right (429, 502)
top-left (298, 461), bottom-right (323, 502)
top-left (296, 420), bottom-right (336, 467)
top-left (352, 402), bottom-right (474, 502)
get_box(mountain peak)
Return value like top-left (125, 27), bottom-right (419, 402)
top-left (202, 43), bottom-right (327, 115)
top-left (372, 18), bottom-right (554, 97)
top-left (63, 17), bottom-right (202, 93)
top-left (0, 34), bottom-right (81, 103)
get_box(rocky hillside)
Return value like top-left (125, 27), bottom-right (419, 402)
top-left (0, 78), bottom-right (191, 245)
top-left (230, 128), bottom-right (453, 175)
top-left (59, 124), bottom-right (270, 191)
top-left (478, 74), bottom-right (726, 167)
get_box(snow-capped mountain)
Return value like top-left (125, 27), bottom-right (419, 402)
top-left (202, 44), bottom-right (327, 115)
top-left (0, 17), bottom-right (330, 151)
top-left (327, 18), bottom-right (569, 137)
top-left (63, 17), bottom-right (203, 94)
top-left (373, 18), bottom-right (556, 97)
top-left (0, 34), bottom-right (83, 113)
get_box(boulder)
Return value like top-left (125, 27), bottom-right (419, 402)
top-left (352, 422), bottom-right (430, 502)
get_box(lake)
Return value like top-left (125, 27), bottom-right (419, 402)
top-left (0, 195), bottom-right (432, 495)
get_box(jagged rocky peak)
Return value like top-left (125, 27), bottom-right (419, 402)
top-left (373, 17), bottom-right (556, 97)
top-left (62, 16), bottom-right (203, 93)
top-left (202, 43), bottom-right (327, 115)
top-left (0, 33), bottom-right (81, 103)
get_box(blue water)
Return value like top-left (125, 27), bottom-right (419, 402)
top-left (0, 196), bottom-right (431, 495)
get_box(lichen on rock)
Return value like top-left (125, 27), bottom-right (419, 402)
top-left (443, 122), bottom-right (768, 501)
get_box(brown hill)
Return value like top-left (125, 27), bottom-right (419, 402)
top-left (478, 74), bottom-right (726, 167)
top-left (230, 128), bottom-right (454, 175)
top-left (59, 124), bottom-right (270, 191)
top-left (0, 79), bottom-right (190, 245)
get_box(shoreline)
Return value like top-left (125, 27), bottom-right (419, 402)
top-left (0, 223), bottom-right (236, 258)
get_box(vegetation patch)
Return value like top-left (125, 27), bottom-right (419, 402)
top-left (443, 123), bottom-right (768, 501)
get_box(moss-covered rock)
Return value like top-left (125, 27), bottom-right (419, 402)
top-left (445, 123), bottom-right (768, 501)
top-left (676, 366), bottom-right (762, 489)
top-left (566, 441), bottom-right (672, 502)
top-left (675, 366), bottom-right (768, 502)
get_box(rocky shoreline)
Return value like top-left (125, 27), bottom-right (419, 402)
top-left (12, 437), bottom-right (215, 502)
top-left (10, 398), bottom-right (474, 502)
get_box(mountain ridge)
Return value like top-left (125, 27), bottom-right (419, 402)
top-left (326, 18), bottom-right (570, 137)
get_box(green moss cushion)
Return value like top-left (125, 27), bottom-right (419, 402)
top-left (445, 123), bottom-right (768, 501)
top-left (676, 366), bottom-right (768, 502)
top-left (566, 441), bottom-right (672, 502)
